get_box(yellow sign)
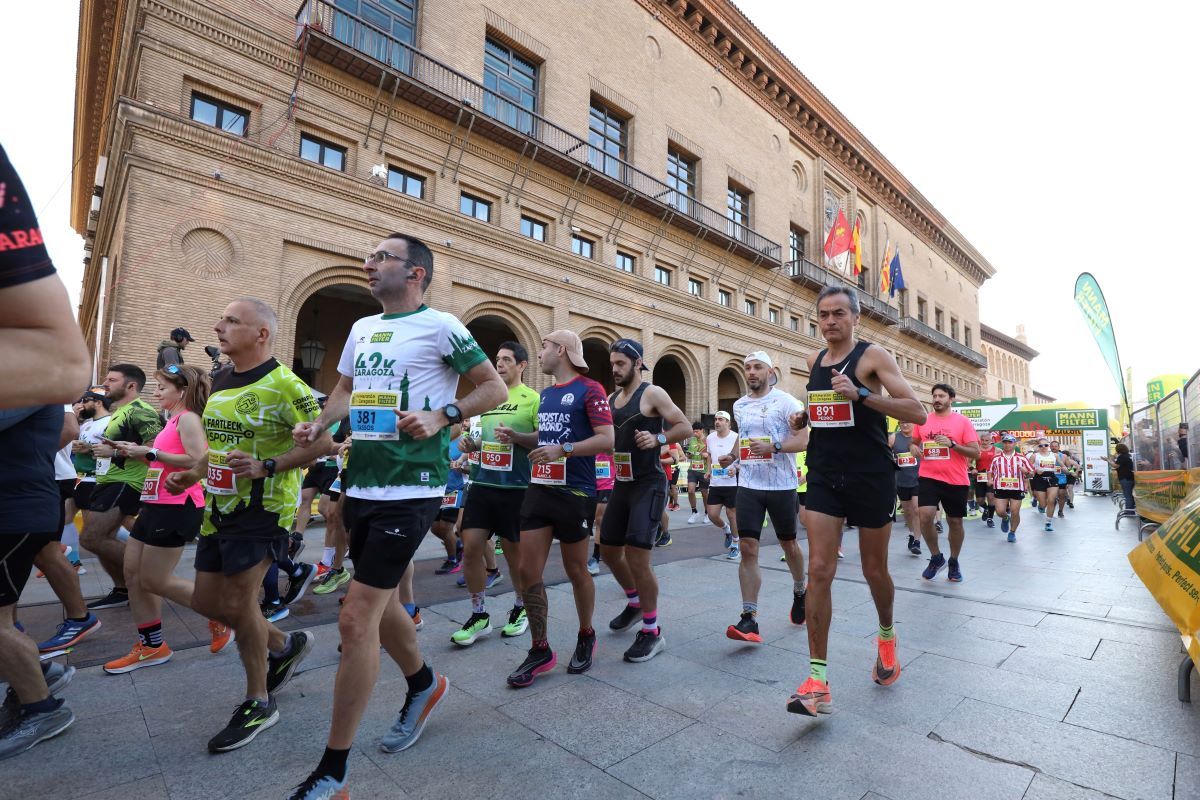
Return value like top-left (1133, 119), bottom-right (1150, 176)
top-left (1147, 374), bottom-right (1187, 403)
top-left (1054, 410), bottom-right (1099, 428)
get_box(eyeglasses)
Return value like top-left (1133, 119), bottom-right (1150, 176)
top-left (163, 364), bottom-right (189, 386)
top-left (365, 251), bottom-right (411, 266)
top-left (1038, 443), bottom-right (1049, 447)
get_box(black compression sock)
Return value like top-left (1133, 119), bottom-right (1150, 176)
top-left (406, 663), bottom-right (434, 694)
top-left (316, 746), bottom-right (350, 782)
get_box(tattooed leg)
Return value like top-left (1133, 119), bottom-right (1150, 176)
top-left (523, 581), bottom-right (549, 643)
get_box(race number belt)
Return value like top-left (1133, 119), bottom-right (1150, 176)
top-left (349, 391), bottom-right (399, 441)
top-left (807, 390), bottom-right (854, 428)
top-left (95, 457), bottom-right (112, 476)
top-left (468, 426), bottom-right (482, 464)
top-left (895, 453), bottom-right (917, 468)
top-left (206, 451), bottom-right (237, 495)
top-left (690, 459), bottom-right (705, 472)
top-left (996, 476), bottom-right (1021, 491)
top-left (480, 441), bottom-right (513, 472)
top-left (531, 458), bottom-right (567, 485)
top-left (976, 471), bottom-right (990, 483)
top-left (614, 451), bottom-right (634, 482)
top-left (441, 489), bottom-right (460, 509)
top-left (711, 466), bottom-right (730, 478)
top-left (922, 441), bottom-right (951, 461)
top-left (739, 437), bottom-right (772, 462)
top-left (140, 467), bottom-right (163, 502)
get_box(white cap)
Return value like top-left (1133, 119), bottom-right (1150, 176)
top-left (744, 350), bottom-right (774, 369)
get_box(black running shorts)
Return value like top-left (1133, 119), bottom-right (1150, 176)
top-left (73, 480), bottom-right (97, 510)
top-left (973, 481), bottom-right (991, 501)
top-left (194, 533), bottom-right (287, 577)
top-left (806, 470), bottom-right (897, 529)
top-left (80, 481), bottom-right (142, 516)
top-left (1029, 475), bottom-right (1054, 493)
top-left (302, 464), bottom-right (338, 493)
top-left (461, 484), bottom-right (524, 543)
top-left (897, 485), bottom-right (917, 502)
top-left (993, 489), bottom-right (1025, 501)
top-left (917, 477), bottom-right (970, 518)
top-left (706, 486), bottom-right (737, 510)
top-left (131, 498), bottom-right (203, 548)
top-left (599, 479), bottom-right (667, 550)
top-left (343, 496), bottom-right (440, 590)
top-left (519, 485), bottom-right (590, 544)
top-left (0, 532), bottom-right (56, 606)
top-left (736, 487), bottom-right (800, 541)
top-left (687, 470), bottom-right (708, 487)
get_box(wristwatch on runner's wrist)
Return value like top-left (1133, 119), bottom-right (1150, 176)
top-left (442, 403), bottom-right (462, 424)
top-left (562, 442), bottom-right (575, 455)
top-left (262, 458), bottom-right (277, 478)
top-left (146, 448), bottom-right (159, 463)
top-left (656, 433), bottom-right (668, 445)
top-left (856, 386), bottom-right (870, 402)
top-left (773, 441), bottom-right (783, 453)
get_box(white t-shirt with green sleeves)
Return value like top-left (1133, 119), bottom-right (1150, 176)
top-left (337, 305), bottom-right (487, 501)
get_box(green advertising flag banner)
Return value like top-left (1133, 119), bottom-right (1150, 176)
top-left (1074, 273), bottom-right (1130, 418)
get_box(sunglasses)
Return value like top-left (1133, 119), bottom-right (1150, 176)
top-left (163, 364), bottom-right (189, 386)
top-left (1038, 443), bottom-right (1049, 447)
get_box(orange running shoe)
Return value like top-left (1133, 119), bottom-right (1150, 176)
top-left (209, 620), bottom-right (235, 654)
top-left (872, 636), bottom-right (900, 686)
top-left (104, 642), bottom-right (173, 674)
top-left (787, 677), bottom-right (832, 716)
top-left (315, 562), bottom-right (331, 579)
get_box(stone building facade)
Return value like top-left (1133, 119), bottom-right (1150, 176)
top-left (981, 323), bottom-right (1039, 404)
top-left (72, 0), bottom-right (993, 418)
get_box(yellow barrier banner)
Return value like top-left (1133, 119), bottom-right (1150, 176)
top-left (1133, 470), bottom-right (1192, 524)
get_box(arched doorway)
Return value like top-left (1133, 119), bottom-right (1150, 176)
top-left (717, 366), bottom-right (744, 424)
top-left (463, 314), bottom-right (522, 398)
top-left (653, 355), bottom-right (687, 415)
top-left (293, 284), bottom-right (379, 394)
top-left (583, 337), bottom-right (614, 394)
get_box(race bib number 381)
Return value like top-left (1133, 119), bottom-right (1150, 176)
top-left (807, 391), bottom-right (854, 428)
top-left (350, 391), bottom-right (399, 441)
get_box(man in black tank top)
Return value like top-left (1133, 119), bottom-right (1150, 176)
top-left (598, 340), bottom-right (692, 664)
top-left (787, 286), bottom-right (927, 719)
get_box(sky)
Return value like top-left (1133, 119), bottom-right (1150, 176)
top-left (3, 2), bottom-right (1197, 411)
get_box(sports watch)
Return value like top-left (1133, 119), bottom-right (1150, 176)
top-left (773, 441), bottom-right (783, 453)
top-left (443, 403), bottom-right (462, 423)
top-left (656, 433), bottom-right (668, 445)
top-left (856, 386), bottom-right (871, 402)
top-left (562, 442), bottom-right (575, 455)
top-left (262, 458), bottom-right (277, 478)
top-left (145, 448), bottom-right (159, 463)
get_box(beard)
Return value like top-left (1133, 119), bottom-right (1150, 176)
top-left (79, 407), bottom-right (96, 420)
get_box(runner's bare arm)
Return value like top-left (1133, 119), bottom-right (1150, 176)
top-left (396, 359), bottom-right (506, 440)
top-left (59, 410), bottom-right (79, 449)
top-left (229, 429), bottom-right (332, 478)
top-left (638, 385), bottom-right (691, 447)
top-left (299, 374), bottom-right (353, 443)
top-left (0, 275), bottom-right (91, 409)
top-left (860, 345), bottom-right (926, 424)
top-left (499, 425), bottom-right (540, 450)
top-left (530, 425), bottom-right (614, 462)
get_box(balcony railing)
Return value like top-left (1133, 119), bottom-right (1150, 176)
top-left (295, 0), bottom-right (782, 261)
top-left (899, 316), bottom-right (988, 368)
top-left (785, 259), bottom-right (899, 326)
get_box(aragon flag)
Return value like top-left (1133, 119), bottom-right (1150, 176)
top-left (823, 208), bottom-right (852, 272)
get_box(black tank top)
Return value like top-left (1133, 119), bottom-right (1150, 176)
top-left (609, 382), bottom-right (664, 483)
top-left (805, 340), bottom-right (895, 473)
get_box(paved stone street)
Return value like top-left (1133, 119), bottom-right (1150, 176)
top-left (10, 495), bottom-right (1198, 800)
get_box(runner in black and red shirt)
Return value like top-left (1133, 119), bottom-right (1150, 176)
top-left (973, 435), bottom-right (999, 527)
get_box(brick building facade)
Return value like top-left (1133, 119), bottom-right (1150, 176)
top-left (72, 0), bottom-right (994, 417)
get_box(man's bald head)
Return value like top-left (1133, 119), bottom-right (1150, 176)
top-left (230, 297), bottom-right (277, 341)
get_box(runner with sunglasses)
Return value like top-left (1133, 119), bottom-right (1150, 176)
top-left (1029, 438), bottom-right (1061, 532)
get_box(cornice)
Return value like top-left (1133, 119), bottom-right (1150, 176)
top-left (639, 0), bottom-right (995, 286)
top-left (980, 323), bottom-right (1038, 360)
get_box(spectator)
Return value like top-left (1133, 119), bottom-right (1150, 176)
top-left (156, 327), bottom-right (194, 370)
top-left (1179, 423), bottom-right (1189, 466)
top-left (1102, 443), bottom-right (1136, 515)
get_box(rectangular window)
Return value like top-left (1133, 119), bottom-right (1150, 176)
top-left (769, 307), bottom-right (779, 325)
top-left (299, 133), bottom-right (346, 171)
top-left (654, 266), bottom-right (671, 287)
top-left (386, 166), bottom-right (425, 198)
top-left (571, 234), bottom-right (594, 259)
top-left (857, 267), bottom-right (869, 292)
top-left (483, 38), bottom-right (538, 135)
top-left (520, 216), bottom-right (547, 242)
top-left (935, 307), bottom-right (945, 333)
top-left (666, 147), bottom-right (697, 215)
top-left (789, 225), bottom-right (807, 264)
top-left (917, 297), bottom-right (928, 324)
top-left (744, 299), bottom-right (757, 316)
top-left (790, 316), bottom-right (799, 332)
top-left (726, 183), bottom-right (750, 240)
top-left (328, 0), bottom-right (416, 71)
top-left (615, 251), bottom-right (635, 273)
top-left (190, 93), bottom-right (247, 136)
top-left (460, 193), bottom-right (492, 222)
top-left (951, 317), bottom-right (960, 341)
top-left (896, 287), bottom-right (909, 316)
top-left (718, 289), bottom-right (731, 307)
top-left (808, 320), bottom-right (818, 337)
top-left (688, 278), bottom-right (703, 297)
top-left (588, 101), bottom-right (627, 180)
top-left (964, 326), bottom-right (973, 348)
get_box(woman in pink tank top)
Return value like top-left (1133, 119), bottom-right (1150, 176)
top-left (105, 364), bottom-right (226, 671)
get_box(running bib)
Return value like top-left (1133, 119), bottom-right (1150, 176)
top-left (595, 460), bottom-right (611, 480)
top-left (689, 458), bottom-right (704, 472)
top-left (206, 451), bottom-right (237, 495)
top-left (329, 474), bottom-right (342, 494)
top-left (739, 437), bottom-right (773, 462)
top-left (95, 456), bottom-right (112, 476)
top-left (349, 391), bottom-right (399, 441)
top-left (614, 451), bottom-right (634, 482)
top-left (922, 441), bottom-right (950, 461)
top-left (807, 390), bottom-right (854, 428)
top-left (480, 441), bottom-right (513, 472)
top-left (976, 471), bottom-right (990, 483)
top-left (140, 467), bottom-right (163, 502)
top-left (531, 458), bottom-right (567, 485)
top-left (441, 489), bottom-right (460, 509)
top-left (711, 466), bottom-right (730, 478)
top-left (467, 425), bottom-right (482, 465)
top-left (997, 476), bottom-right (1021, 491)
top-left (896, 453), bottom-right (917, 468)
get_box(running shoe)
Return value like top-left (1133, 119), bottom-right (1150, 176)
top-left (455, 539), bottom-right (464, 563)
top-left (312, 567), bottom-right (351, 595)
top-left (687, 511), bottom-right (701, 524)
top-left (1007, 532), bottom-right (1017, 543)
top-left (434, 559), bottom-right (459, 575)
top-left (1045, 522), bottom-right (1054, 532)
top-left (907, 535), bottom-right (922, 556)
top-left (494, 542), bottom-right (504, 556)
top-left (410, 609), bottom-right (424, 631)
top-left (655, 533), bottom-right (673, 547)
top-left (790, 590), bottom-right (807, 626)
top-left (727, 544), bottom-right (740, 561)
top-left (0, 701), bottom-right (75, 760)
top-left (507, 647), bottom-right (556, 687)
top-left (207, 697), bottom-right (278, 753)
top-left (724, 530), bottom-right (733, 549)
top-left (837, 550), bottom-right (845, 560)
top-left (37, 613), bottom-right (100, 653)
top-left (624, 629), bottom-right (665, 663)
top-left (206, 621), bottom-right (234, 656)
top-left (287, 772), bottom-right (349, 800)
top-left (380, 673), bottom-right (449, 753)
top-left (486, 570), bottom-right (504, 589)
top-left (934, 521), bottom-right (944, 534)
top-left (586, 556), bottom-right (600, 576)
top-left (921, 553), bottom-right (947, 580)
top-left (0, 665), bottom-right (75, 732)
top-left (726, 612), bottom-right (761, 643)
top-left (669, 503), bottom-right (681, 511)
top-left (314, 562), bottom-right (331, 580)
top-left (262, 601), bottom-right (290, 623)
top-left (1000, 516), bottom-right (1010, 534)
top-left (450, 612), bottom-right (492, 646)
top-left (1067, 501), bottom-right (1075, 509)
top-left (103, 642), bottom-right (173, 674)
top-left (786, 677), bottom-right (832, 716)
top-left (502, 606), bottom-right (528, 637)
top-left (85, 589), bottom-right (129, 611)
top-left (282, 562), bottom-right (318, 605)
top-left (872, 636), bottom-right (900, 686)
top-left (266, 631), bottom-right (314, 693)
top-left (1057, 510), bottom-right (1065, 519)
top-left (609, 605), bottom-right (643, 632)
top-left (947, 559), bottom-right (963, 583)
top-left (986, 518), bottom-right (995, 529)
top-left (287, 532), bottom-right (306, 561)
top-left (567, 630), bottom-right (597, 674)
top-left (455, 573), bottom-right (467, 588)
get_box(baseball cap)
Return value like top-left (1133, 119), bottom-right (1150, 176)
top-left (610, 338), bottom-right (649, 371)
top-left (1001, 434), bottom-right (1016, 443)
top-left (715, 410), bottom-right (731, 421)
top-left (171, 327), bottom-right (195, 342)
top-left (543, 330), bottom-right (589, 372)
top-left (79, 390), bottom-right (107, 403)
top-left (744, 350), bottom-right (774, 369)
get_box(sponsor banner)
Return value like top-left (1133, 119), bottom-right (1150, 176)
top-left (1082, 432), bottom-right (1112, 492)
top-left (1134, 470), bottom-right (1194, 524)
top-left (951, 399), bottom-right (1020, 432)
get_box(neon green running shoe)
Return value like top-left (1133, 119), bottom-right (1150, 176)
top-left (312, 567), bottom-right (351, 595)
top-left (450, 612), bottom-right (492, 646)
top-left (501, 606), bottom-right (528, 638)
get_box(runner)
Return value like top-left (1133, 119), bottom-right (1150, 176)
top-left (705, 411), bottom-right (740, 560)
top-left (788, 285), bottom-right (927, 716)
top-left (974, 435), bottom-right (998, 528)
top-left (717, 351), bottom-right (809, 645)
top-left (70, 391), bottom-right (111, 534)
top-left (170, 298), bottom-right (326, 753)
top-left (1049, 441), bottom-right (1076, 518)
top-left (102, 364), bottom-right (219, 672)
top-left (430, 426), bottom-right (467, 576)
top-left (80, 364), bottom-right (164, 610)
top-left (600, 339), bottom-right (691, 662)
top-left (1029, 438), bottom-right (1062, 531)
top-left (504, 330), bottom-right (613, 688)
top-left (288, 234), bottom-right (505, 799)
top-left (988, 434), bottom-right (1035, 543)
top-left (312, 422), bottom-right (353, 596)
top-left (454, 341), bottom-right (539, 646)
top-left (684, 422), bottom-right (709, 523)
top-left (662, 440), bottom-right (683, 513)
top-left (889, 421), bottom-right (921, 555)
top-left (910, 384), bottom-right (980, 583)
top-left (587, 450), bottom-right (614, 575)
top-left (0, 404), bottom-right (78, 759)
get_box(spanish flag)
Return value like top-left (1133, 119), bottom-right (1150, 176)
top-left (850, 219), bottom-right (863, 276)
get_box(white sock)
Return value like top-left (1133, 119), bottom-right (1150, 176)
top-left (116, 526), bottom-right (132, 542)
top-left (322, 546), bottom-right (335, 566)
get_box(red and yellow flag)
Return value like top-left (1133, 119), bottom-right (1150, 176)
top-left (823, 208), bottom-right (852, 272)
top-left (850, 219), bottom-right (863, 276)
top-left (879, 240), bottom-right (893, 295)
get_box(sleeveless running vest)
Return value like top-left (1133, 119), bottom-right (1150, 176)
top-left (806, 341), bottom-right (894, 473)
top-left (145, 412), bottom-right (205, 506)
top-left (609, 382), bottom-right (664, 483)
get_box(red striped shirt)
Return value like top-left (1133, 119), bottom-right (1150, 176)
top-left (988, 452), bottom-right (1032, 488)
